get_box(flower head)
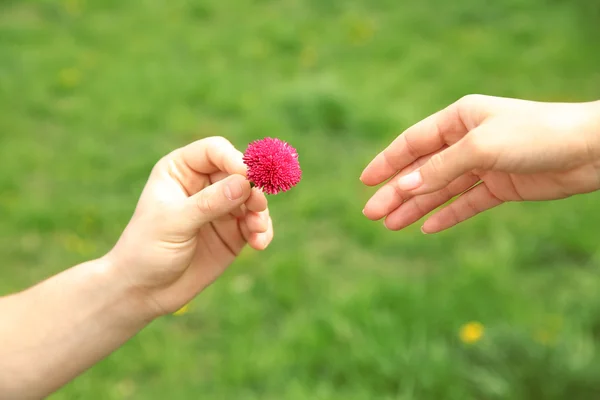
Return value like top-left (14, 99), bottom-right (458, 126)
top-left (243, 137), bottom-right (302, 195)
top-left (173, 303), bottom-right (191, 316)
top-left (459, 321), bottom-right (484, 344)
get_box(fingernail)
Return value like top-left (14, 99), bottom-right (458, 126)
top-left (225, 181), bottom-right (244, 200)
top-left (362, 209), bottom-right (366, 216)
top-left (420, 226), bottom-right (428, 234)
top-left (397, 170), bottom-right (423, 191)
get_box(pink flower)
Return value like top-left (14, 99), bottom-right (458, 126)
top-left (243, 137), bottom-right (302, 195)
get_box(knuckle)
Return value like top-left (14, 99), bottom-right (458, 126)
top-left (196, 193), bottom-right (214, 215)
top-left (390, 180), bottom-right (404, 199)
top-left (464, 194), bottom-right (480, 214)
top-left (412, 196), bottom-right (429, 216)
top-left (210, 136), bottom-right (232, 148)
top-left (425, 152), bottom-right (453, 186)
top-left (463, 134), bottom-right (493, 168)
top-left (462, 134), bottom-right (480, 154)
top-left (194, 136), bottom-right (232, 152)
top-left (402, 134), bottom-right (419, 160)
top-left (459, 93), bottom-right (486, 107)
top-left (463, 134), bottom-right (484, 156)
top-left (486, 188), bottom-right (502, 204)
top-left (153, 151), bottom-right (176, 171)
top-left (448, 203), bottom-right (463, 224)
top-left (428, 152), bottom-right (446, 175)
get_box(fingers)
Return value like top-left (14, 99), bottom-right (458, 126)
top-left (244, 210), bottom-right (269, 234)
top-left (156, 137), bottom-right (247, 197)
top-left (360, 98), bottom-right (472, 186)
top-left (245, 188), bottom-right (268, 213)
top-left (213, 188), bottom-right (268, 221)
top-left (362, 134), bottom-right (485, 221)
top-left (363, 147), bottom-right (446, 220)
top-left (390, 133), bottom-right (485, 195)
top-left (185, 174), bottom-right (252, 229)
top-left (383, 173), bottom-right (479, 230)
top-left (240, 211), bottom-right (274, 251)
top-left (210, 172), bottom-right (267, 218)
top-left (180, 136), bottom-right (247, 177)
top-left (359, 94), bottom-right (514, 188)
top-left (422, 182), bottom-right (504, 233)
top-left (255, 216), bottom-right (274, 250)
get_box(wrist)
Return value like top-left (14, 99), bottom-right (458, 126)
top-left (94, 255), bottom-right (160, 326)
top-left (584, 101), bottom-right (600, 187)
top-left (580, 101), bottom-right (600, 162)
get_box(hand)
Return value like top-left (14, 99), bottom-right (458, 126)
top-left (106, 137), bottom-right (273, 318)
top-left (361, 95), bottom-right (600, 233)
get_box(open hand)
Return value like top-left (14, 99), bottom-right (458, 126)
top-left (361, 95), bottom-right (600, 233)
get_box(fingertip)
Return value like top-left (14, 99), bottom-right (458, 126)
top-left (359, 170), bottom-right (369, 184)
top-left (245, 188), bottom-right (268, 212)
top-left (363, 185), bottom-right (404, 221)
top-left (229, 173), bottom-right (251, 186)
top-left (245, 211), bottom-right (269, 234)
top-left (382, 215), bottom-right (403, 232)
top-left (249, 233), bottom-right (268, 251)
top-left (362, 199), bottom-right (382, 221)
top-left (360, 154), bottom-right (395, 186)
top-left (261, 217), bottom-right (274, 249)
top-left (225, 174), bottom-right (252, 201)
top-left (359, 161), bottom-right (376, 185)
top-left (362, 206), bottom-right (381, 221)
top-left (359, 172), bottom-right (383, 187)
top-left (235, 152), bottom-right (248, 177)
top-left (221, 144), bottom-right (247, 178)
top-left (383, 217), bottom-right (399, 231)
top-left (421, 218), bottom-right (442, 234)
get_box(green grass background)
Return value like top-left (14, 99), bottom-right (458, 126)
top-left (2, 0), bottom-right (600, 398)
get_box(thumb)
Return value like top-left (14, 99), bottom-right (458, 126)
top-left (393, 134), bottom-right (484, 195)
top-left (185, 174), bottom-right (252, 229)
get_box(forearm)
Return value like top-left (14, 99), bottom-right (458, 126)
top-left (0, 257), bottom-right (151, 399)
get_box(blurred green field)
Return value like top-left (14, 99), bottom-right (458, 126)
top-left (2, 0), bottom-right (600, 398)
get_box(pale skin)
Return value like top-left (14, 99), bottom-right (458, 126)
top-left (2, 96), bottom-right (600, 399)
top-left (0, 137), bottom-right (274, 399)
top-left (362, 95), bottom-right (600, 233)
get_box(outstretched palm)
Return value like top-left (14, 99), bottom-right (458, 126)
top-left (361, 95), bottom-right (600, 233)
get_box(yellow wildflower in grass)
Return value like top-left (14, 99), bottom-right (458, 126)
top-left (459, 321), bottom-right (484, 344)
top-left (173, 303), bottom-right (191, 316)
top-left (58, 67), bottom-right (81, 89)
